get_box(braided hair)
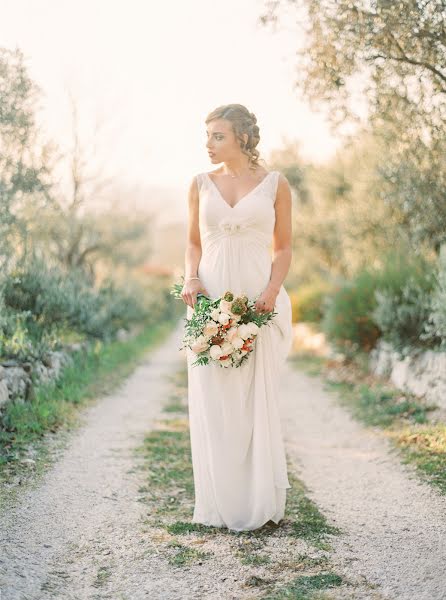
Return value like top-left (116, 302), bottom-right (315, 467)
top-left (205, 104), bottom-right (263, 170)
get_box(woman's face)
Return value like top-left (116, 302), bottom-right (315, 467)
top-left (206, 118), bottom-right (247, 164)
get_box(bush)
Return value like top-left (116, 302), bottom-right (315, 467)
top-left (423, 244), bottom-right (446, 350)
top-left (372, 277), bottom-right (435, 354)
top-left (289, 280), bottom-right (334, 323)
top-left (371, 252), bottom-right (437, 354)
top-left (322, 251), bottom-right (435, 355)
top-left (2, 258), bottom-right (148, 341)
top-left (0, 257), bottom-right (179, 361)
top-left (322, 269), bottom-right (381, 354)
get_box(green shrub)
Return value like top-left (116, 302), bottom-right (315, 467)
top-left (322, 251), bottom-right (435, 355)
top-left (322, 269), bottom-right (381, 354)
top-left (423, 244), bottom-right (446, 350)
top-left (0, 257), bottom-right (179, 361)
top-left (289, 280), bottom-right (334, 323)
top-left (372, 276), bottom-right (435, 354)
top-left (370, 251), bottom-right (437, 354)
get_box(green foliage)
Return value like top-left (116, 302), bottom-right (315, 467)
top-left (0, 47), bottom-right (54, 270)
top-left (371, 253), bottom-right (437, 354)
top-left (289, 280), bottom-right (334, 323)
top-left (263, 1), bottom-right (446, 253)
top-left (323, 251), bottom-right (437, 354)
top-left (423, 244), bottom-right (446, 350)
top-left (322, 269), bottom-right (381, 354)
top-left (0, 257), bottom-right (177, 361)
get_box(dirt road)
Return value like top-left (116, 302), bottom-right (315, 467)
top-left (1, 322), bottom-right (445, 599)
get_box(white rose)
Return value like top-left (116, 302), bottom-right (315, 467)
top-left (191, 335), bottom-right (208, 353)
top-left (203, 321), bottom-right (219, 337)
top-left (218, 312), bottom-right (230, 325)
top-left (220, 341), bottom-right (234, 355)
top-left (219, 299), bottom-right (233, 314)
top-left (231, 336), bottom-right (244, 349)
top-left (210, 308), bottom-right (220, 321)
top-left (237, 324), bottom-right (250, 340)
top-left (226, 327), bottom-right (238, 342)
top-left (247, 322), bottom-right (260, 335)
top-left (210, 344), bottom-right (223, 359)
top-left (219, 358), bottom-right (231, 368)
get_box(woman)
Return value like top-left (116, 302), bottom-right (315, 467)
top-left (181, 103), bottom-right (293, 532)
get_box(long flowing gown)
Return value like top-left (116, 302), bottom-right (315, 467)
top-left (185, 170), bottom-right (293, 532)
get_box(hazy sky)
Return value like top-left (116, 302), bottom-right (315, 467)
top-left (1, 0), bottom-right (341, 218)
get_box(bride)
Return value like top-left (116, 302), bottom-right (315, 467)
top-left (181, 103), bottom-right (293, 532)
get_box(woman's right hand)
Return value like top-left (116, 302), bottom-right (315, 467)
top-left (181, 278), bottom-right (210, 309)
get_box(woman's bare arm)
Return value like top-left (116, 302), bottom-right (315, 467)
top-left (269, 173), bottom-right (292, 291)
top-left (182, 176), bottom-right (209, 308)
top-left (254, 173), bottom-right (293, 313)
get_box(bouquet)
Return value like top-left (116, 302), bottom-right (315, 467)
top-left (171, 277), bottom-right (277, 368)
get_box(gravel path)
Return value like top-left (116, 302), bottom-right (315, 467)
top-left (0, 324), bottom-right (190, 600)
top-left (281, 362), bottom-right (446, 600)
top-left (1, 322), bottom-right (445, 599)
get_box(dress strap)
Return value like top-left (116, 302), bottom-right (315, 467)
top-left (272, 171), bottom-right (280, 206)
top-left (195, 173), bottom-right (204, 194)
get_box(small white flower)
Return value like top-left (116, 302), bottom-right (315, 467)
top-left (218, 221), bottom-right (248, 235)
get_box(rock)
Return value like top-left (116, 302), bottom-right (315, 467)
top-left (116, 328), bottom-right (130, 342)
top-left (369, 341), bottom-right (446, 410)
top-left (0, 379), bottom-right (9, 409)
top-left (3, 366), bottom-right (29, 399)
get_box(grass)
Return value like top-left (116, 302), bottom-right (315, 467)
top-left (0, 317), bottom-right (179, 499)
top-left (138, 363), bottom-right (353, 598)
top-left (285, 473), bottom-right (342, 549)
top-left (166, 540), bottom-right (211, 567)
top-left (263, 573), bottom-right (344, 600)
top-left (289, 348), bottom-right (446, 495)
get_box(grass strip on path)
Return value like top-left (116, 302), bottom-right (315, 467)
top-left (136, 362), bottom-right (384, 599)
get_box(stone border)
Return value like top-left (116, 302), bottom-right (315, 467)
top-left (0, 326), bottom-right (139, 412)
top-left (369, 339), bottom-right (446, 410)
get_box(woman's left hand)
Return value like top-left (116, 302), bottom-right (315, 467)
top-left (254, 286), bottom-right (279, 314)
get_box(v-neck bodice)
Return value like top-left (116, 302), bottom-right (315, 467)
top-left (204, 171), bottom-right (275, 210)
top-left (196, 170), bottom-right (280, 259)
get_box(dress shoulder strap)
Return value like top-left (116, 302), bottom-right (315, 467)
top-left (271, 171), bottom-right (280, 206)
top-left (195, 173), bottom-right (204, 194)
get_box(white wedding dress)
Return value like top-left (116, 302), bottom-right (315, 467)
top-left (185, 170), bottom-right (293, 532)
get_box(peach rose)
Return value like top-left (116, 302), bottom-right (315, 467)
top-left (191, 335), bottom-right (208, 353)
top-left (203, 322), bottom-right (219, 337)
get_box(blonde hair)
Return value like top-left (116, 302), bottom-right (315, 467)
top-left (205, 104), bottom-right (264, 170)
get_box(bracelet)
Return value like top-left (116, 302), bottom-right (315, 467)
top-left (186, 276), bottom-right (200, 281)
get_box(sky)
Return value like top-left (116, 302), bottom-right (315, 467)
top-left (1, 0), bottom-right (342, 220)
